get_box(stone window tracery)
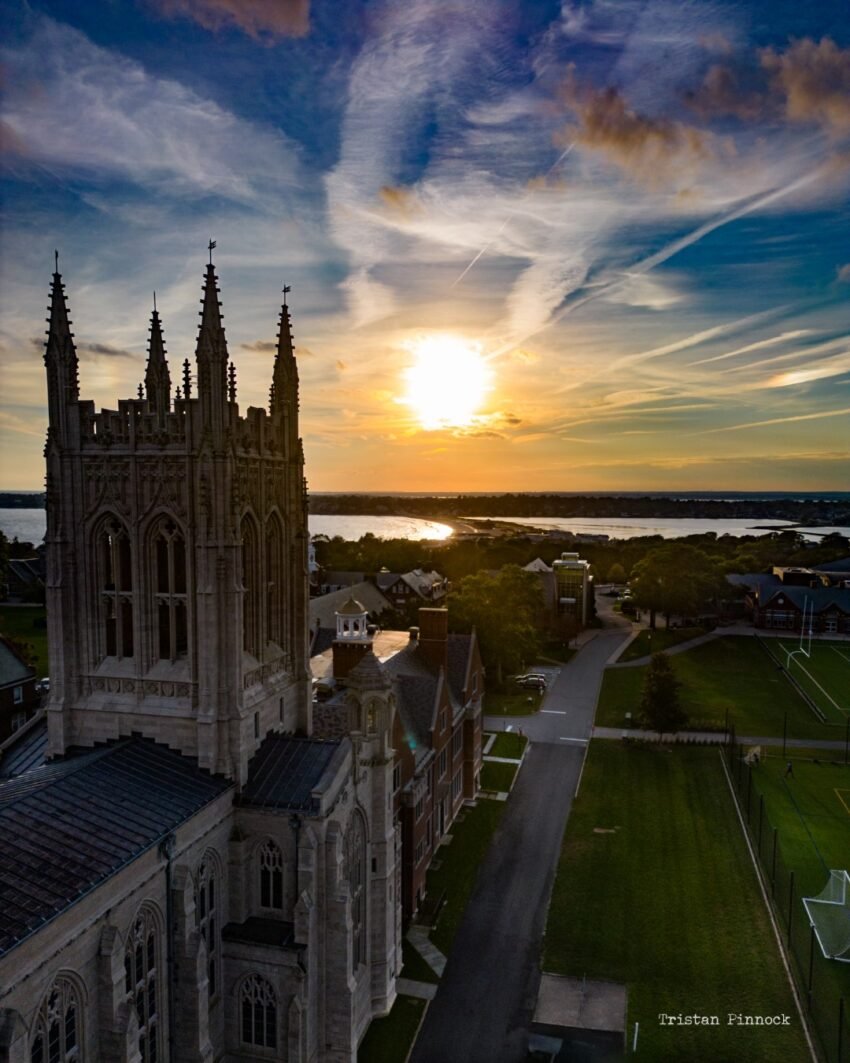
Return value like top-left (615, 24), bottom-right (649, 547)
top-left (97, 518), bottom-right (133, 658)
top-left (29, 976), bottom-right (81, 1063)
top-left (266, 515), bottom-right (284, 647)
top-left (196, 856), bottom-right (219, 999)
top-left (240, 974), bottom-right (277, 1049)
top-left (344, 813), bottom-right (367, 970)
top-left (259, 840), bottom-right (284, 910)
top-left (124, 910), bottom-right (161, 1063)
top-left (241, 516), bottom-right (259, 656)
top-left (153, 519), bottom-right (187, 661)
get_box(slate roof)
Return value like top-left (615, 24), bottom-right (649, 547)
top-left (0, 738), bottom-right (232, 955)
top-left (309, 582), bottom-right (392, 628)
top-left (446, 633), bottom-right (473, 706)
top-left (813, 556), bottom-right (850, 574)
top-left (310, 626), bottom-right (336, 657)
top-left (0, 638), bottom-right (35, 688)
top-left (761, 583), bottom-right (850, 614)
top-left (0, 713), bottom-right (48, 780)
top-left (393, 673), bottom-right (438, 753)
top-left (240, 734), bottom-right (345, 812)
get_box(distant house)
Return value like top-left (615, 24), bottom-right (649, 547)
top-left (375, 568), bottom-right (448, 606)
top-left (523, 558), bottom-right (558, 628)
top-left (0, 637), bottom-right (38, 742)
top-left (6, 557), bottom-right (44, 601)
top-left (729, 571), bottom-right (850, 634)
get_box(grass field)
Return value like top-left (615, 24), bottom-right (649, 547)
top-left (618, 627), bottom-right (703, 662)
top-left (759, 638), bottom-right (850, 725)
top-left (0, 605), bottom-right (48, 678)
top-left (545, 742), bottom-right (810, 1062)
top-left (597, 637), bottom-right (838, 739)
top-left (486, 731), bottom-right (528, 759)
top-left (480, 760), bottom-right (517, 792)
top-left (425, 800), bottom-right (505, 955)
top-left (357, 995), bottom-right (426, 1063)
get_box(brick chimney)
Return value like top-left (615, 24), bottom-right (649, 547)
top-left (417, 607), bottom-right (448, 673)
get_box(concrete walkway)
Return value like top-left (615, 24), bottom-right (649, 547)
top-left (406, 926), bottom-right (447, 978)
top-left (592, 725), bottom-right (849, 751)
top-left (410, 604), bottom-right (633, 1063)
top-left (397, 978), bottom-right (438, 1001)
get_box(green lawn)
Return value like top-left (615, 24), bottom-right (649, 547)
top-left (760, 638), bottom-right (850, 725)
top-left (487, 731), bottom-right (528, 759)
top-left (358, 995), bottom-right (426, 1063)
top-left (618, 627), bottom-right (703, 662)
top-left (731, 752), bottom-right (850, 1060)
top-left (480, 760), bottom-right (517, 793)
top-left (0, 605), bottom-right (49, 678)
top-left (483, 689), bottom-right (544, 716)
top-left (401, 940), bottom-right (439, 985)
top-left (426, 800), bottom-right (505, 955)
top-left (596, 637), bottom-right (838, 739)
top-left (544, 742), bottom-right (810, 1063)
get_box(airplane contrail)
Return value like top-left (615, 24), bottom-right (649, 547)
top-left (451, 142), bottom-right (576, 288)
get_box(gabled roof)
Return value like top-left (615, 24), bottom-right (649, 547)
top-left (446, 633), bottom-right (473, 705)
top-left (309, 581), bottom-right (392, 628)
top-left (524, 557), bottom-right (553, 573)
top-left (813, 556), bottom-right (850, 574)
top-left (394, 673), bottom-right (439, 754)
top-left (0, 638), bottom-right (35, 688)
top-left (240, 734), bottom-right (345, 812)
top-left (0, 738), bottom-right (232, 955)
top-left (760, 583), bottom-right (850, 615)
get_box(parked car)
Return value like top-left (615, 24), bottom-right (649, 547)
top-left (515, 675), bottom-right (547, 690)
top-left (35, 677), bottom-right (50, 695)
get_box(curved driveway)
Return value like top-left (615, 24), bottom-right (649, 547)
top-left (410, 611), bottom-right (631, 1063)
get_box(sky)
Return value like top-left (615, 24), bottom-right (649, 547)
top-left (1, 0), bottom-right (849, 493)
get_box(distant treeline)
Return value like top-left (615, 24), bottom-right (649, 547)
top-left (0, 493), bottom-right (45, 509)
top-left (308, 493), bottom-right (850, 524)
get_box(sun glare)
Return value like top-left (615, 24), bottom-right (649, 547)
top-left (402, 334), bottom-right (492, 429)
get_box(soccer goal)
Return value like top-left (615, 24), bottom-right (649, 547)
top-left (803, 870), bottom-right (850, 962)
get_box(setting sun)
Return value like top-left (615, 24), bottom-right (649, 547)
top-left (402, 334), bottom-right (492, 430)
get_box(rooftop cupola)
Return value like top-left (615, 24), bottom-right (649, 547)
top-left (332, 598), bottom-right (372, 681)
top-left (43, 251), bottom-right (80, 447)
top-left (144, 296), bottom-right (171, 423)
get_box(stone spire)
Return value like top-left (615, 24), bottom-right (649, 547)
top-left (195, 245), bottom-right (228, 445)
top-left (271, 285), bottom-right (298, 419)
top-left (144, 301), bottom-right (171, 421)
top-left (44, 253), bottom-right (80, 448)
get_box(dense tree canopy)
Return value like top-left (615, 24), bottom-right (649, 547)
top-left (448, 565), bottom-right (541, 685)
top-left (629, 543), bottom-right (725, 628)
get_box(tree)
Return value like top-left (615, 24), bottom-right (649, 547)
top-left (629, 542), bottom-right (724, 629)
top-left (448, 565), bottom-right (541, 685)
top-left (606, 562), bottom-right (626, 585)
top-left (638, 653), bottom-right (687, 738)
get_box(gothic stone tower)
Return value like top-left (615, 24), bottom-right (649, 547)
top-left (43, 252), bottom-right (310, 782)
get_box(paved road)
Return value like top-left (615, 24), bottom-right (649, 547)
top-left (411, 610), bottom-right (632, 1063)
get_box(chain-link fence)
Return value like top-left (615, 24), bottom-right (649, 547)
top-left (725, 732), bottom-right (850, 1063)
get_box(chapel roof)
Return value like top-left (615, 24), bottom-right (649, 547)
top-left (0, 737), bottom-right (232, 955)
top-left (240, 734), bottom-right (346, 812)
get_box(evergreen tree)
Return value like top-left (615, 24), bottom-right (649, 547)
top-left (638, 652), bottom-right (687, 738)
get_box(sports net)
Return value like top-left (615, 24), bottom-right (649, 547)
top-left (803, 870), bottom-right (850, 962)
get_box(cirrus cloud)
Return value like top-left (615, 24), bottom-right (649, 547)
top-left (148, 0), bottom-right (310, 40)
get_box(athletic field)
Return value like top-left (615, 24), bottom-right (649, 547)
top-left (760, 638), bottom-right (850, 725)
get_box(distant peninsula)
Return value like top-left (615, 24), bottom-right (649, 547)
top-left (308, 493), bottom-right (850, 526)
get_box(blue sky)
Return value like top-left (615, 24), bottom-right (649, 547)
top-left (1, 0), bottom-right (849, 491)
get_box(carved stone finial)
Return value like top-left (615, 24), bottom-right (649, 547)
top-left (183, 358), bottom-right (192, 398)
top-left (208, 238), bottom-right (216, 264)
top-left (175, 386), bottom-right (182, 402)
top-left (228, 361), bottom-right (237, 403)
top-left (137, 382), bottom-right (144, 400)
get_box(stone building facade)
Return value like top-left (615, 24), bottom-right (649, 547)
top-left (0, 256), bottom-right (402, 1062)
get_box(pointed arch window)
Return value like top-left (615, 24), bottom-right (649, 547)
top-left (97, 518), bottom-right (133, 658)
top-left (30, 976), bottom-right (81, 1063)
top-left (259, 840), bottom-right (284, 910)
top-left (240, 974), bottom-right (277, 1049)
top-left (265, 515), bottom-right (284, 648)
top-left (344, 813), bottom-right (367, 970)
top-left (196, 856), bottom-right (219, 999)
top-left (124, 910), bottom-right (161, 1063)
top-left (241, 516), bottom-right (259, 656)
top-left (153, 519), bottom-right (187, 661)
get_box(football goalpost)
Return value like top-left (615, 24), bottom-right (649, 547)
top-left (784, 597), bottom-right (813, 670)
top-left (803, 870), bottom-right (850, 963)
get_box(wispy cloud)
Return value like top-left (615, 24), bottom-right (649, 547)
top-left (703, 407), bottom-right (850, 434)
top-left (148, 0), bottom-right (310, 40)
